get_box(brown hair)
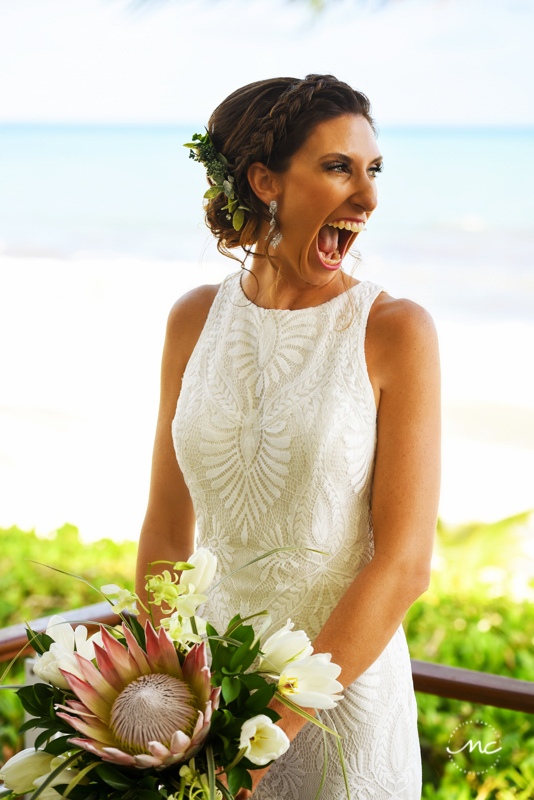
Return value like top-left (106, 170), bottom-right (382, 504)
top-left (204, 73), bottom-right (377, 322)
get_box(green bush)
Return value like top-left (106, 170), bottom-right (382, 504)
top-left (0, 523), bottom-right (137, 766)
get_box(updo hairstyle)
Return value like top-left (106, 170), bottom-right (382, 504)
top-left (205, 74), bottom-right (377, 317)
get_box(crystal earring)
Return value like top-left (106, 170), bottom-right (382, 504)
top-left (265, 199), bottom-right (283, 249)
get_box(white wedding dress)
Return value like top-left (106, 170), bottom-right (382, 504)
top-left (172, 269), bottom-right (423, 799)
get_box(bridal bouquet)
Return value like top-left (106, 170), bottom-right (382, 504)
top-left (0, 546), bottom-right (348, 800)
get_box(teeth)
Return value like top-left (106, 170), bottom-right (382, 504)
top-left (328, 220), bottom-right (366, 233)
top-left (319, 249), bottom-right (341, 265)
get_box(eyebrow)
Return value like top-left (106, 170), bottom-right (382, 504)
top-left (321, 152), bottom-right (383, 165)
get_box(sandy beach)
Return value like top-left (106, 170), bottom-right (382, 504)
top-left (1, 253), bottom-right (533, 553)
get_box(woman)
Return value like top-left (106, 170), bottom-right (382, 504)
top-left (135, 74), bottom-right (441, 799)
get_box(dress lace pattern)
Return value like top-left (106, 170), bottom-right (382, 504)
top-left (172, 270), bottom-right (422, 799)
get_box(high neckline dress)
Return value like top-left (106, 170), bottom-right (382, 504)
top-left (172, 269), bottom-right (423, 799)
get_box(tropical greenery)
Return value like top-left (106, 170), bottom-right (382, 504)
top-left (1, 511), bottom-right (533, 798)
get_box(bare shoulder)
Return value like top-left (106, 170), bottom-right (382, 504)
top-left (166, 282), bottom-right (222, 362)
top-left (365, 289), bottom-right (440, 391)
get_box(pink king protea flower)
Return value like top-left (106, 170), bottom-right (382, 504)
top-left (54, 620), bottom-right (221, 770)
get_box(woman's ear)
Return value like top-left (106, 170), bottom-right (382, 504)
top-left (247, 162), bottom-right (280, 206)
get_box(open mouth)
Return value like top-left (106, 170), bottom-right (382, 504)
top-left (316, 219), bottom-right (366, 269)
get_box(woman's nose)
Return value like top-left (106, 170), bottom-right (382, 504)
top-left (350, 176), bottom-right (377, 215)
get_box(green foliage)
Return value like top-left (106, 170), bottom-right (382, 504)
top-left (0, 523), bottom-right (137, 627)
top-left (184, 130), bottom-right (250, 231)
top-left (0, 523), bottom-right (137, 766)
top-left (406, 511), bottom-right (534, 798)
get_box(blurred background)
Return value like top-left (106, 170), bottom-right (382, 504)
top-left (1, 0), bottom-right (534, 793)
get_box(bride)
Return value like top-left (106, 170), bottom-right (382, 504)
top-left (136, 74), bottom-right (440, 799)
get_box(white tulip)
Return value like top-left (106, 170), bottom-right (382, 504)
top-left (277, 653), bottom-right (344, 709)
top-left (239, 714), bottom-right (290, 766)
top-left (32, 615), bottom-right (103, 690)
top-left (178, 548), bottom-right (217, 594)
top-left (258, 618), bottom-right (313, 674)
top-left (33, 643), bottom-right (82, 690)
top-left (0, 747), bottom-right (54, 793)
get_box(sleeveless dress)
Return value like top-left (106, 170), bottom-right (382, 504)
top-left (172, 269), bottom-right (423, 800)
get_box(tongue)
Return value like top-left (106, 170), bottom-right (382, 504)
top-left (317, 225), bottom-right (338, 255)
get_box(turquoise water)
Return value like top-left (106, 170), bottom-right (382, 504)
top-left (0, 123), bottom-right (533, 321)
top-left (0, 123), bottom-right (532, 258)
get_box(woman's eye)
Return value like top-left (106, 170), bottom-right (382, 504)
top-left (369, 163), bottom-right (383, 177)
top-left (326, 162), bottom-right (349, 174)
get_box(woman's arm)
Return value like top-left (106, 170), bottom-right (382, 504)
top-left (268, 295), bottom-right (441, 744)
top-left (135, 286), bottom-right (219, 630)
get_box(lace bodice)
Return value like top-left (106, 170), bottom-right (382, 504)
top-left (171, 270), bottom-right (422, 799)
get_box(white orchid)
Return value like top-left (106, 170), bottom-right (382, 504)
top-left (239, 714), bottom-right (290, 766)
top-left (178, 548), bottom-right (217, 594)
top-left (0, 747), bottom-right (55, 793)
top-left (277, 652), bottom-right (344, 709)
top-left (258, 618), bottom-right (314, 674)
top-left (159, 611), bottom-right (207, 645)
top-left (32, 615), bottom-right (103, 690)
top-left (176, 758), bottom-right (223, 799)
top-left (100, 584), bottom-right (139, 615)
top-left (172, 586), bottom-right (209, 618)
top-left (145, 570), bottom-right (208, 617)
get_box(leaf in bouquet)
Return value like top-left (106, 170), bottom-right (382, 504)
top-left (34, 727), bottom-right (59, 749)
top-left (30, 750), bottom-right (82, 800)
top-left (274, 693), bottom-right (341, 738)
top-left (26, 626), bottom-right (55, 654)
top-left (95, 763), bottom-right (136, 790)
top-left (312, 709), bottom-right (329, 800)
top-left (234, 638), bottom-right (261, 673)
top-left (33, 682), bottom-right (55, 704)
top-left (25, 559), bottom-right (109, 600)
top-left (124, 613), bottom-right (146, 649)
top-left (205, 742), bottom-right (217, 800)
top-left (220, 745), bottom-right (249, 774)
top-left (239, 673), bottom-right (268, 691)
top-left (224, 612), bottom-right (269, 641)
top-left (244, 683), bottom-right (276, 714)
top-left (44, 734), bottom-right (77, 755)
top-left (19, 717), bottom-right (58, 733)
top-left (221, 675), bottom-right (241, 703)
top-left (18, 715), bottom-right (52, 734)
top-left (205, 621), bottom-right (219, 657)
top-left (123, 792), bottom-right (162, 800)
top-left (15, 684), bottom-right (43, 716)
top-left (215, 780), bottom-right (234, 800)
top-left (328, 714), bottom-right (350, 799)
top-left (228, 766), bottom-right (252, 796)
top-left (53, 784), bottom-right (97, 800)
top-left (207, 546), bottom-right (328, 594)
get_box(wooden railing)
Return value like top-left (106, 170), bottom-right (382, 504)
top-left (1, 602), bottom-right (533, 715)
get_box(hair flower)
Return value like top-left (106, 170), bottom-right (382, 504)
top-left (184, 129), bottom-right (250, 232)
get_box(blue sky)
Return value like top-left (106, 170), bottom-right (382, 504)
top-left (0, 0), bottom-right (532, 125)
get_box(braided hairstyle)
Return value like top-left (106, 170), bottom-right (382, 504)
top-left (205, 74), bottom-right (375, 251)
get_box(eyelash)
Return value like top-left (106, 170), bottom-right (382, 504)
top-left (327, 162), bottom-right (383, 177)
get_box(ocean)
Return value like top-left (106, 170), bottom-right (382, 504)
top-left (1, 123), bottom-right (533, 573)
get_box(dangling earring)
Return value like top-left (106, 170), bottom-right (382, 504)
top-left (265, 199), bottom-right (283, 249)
